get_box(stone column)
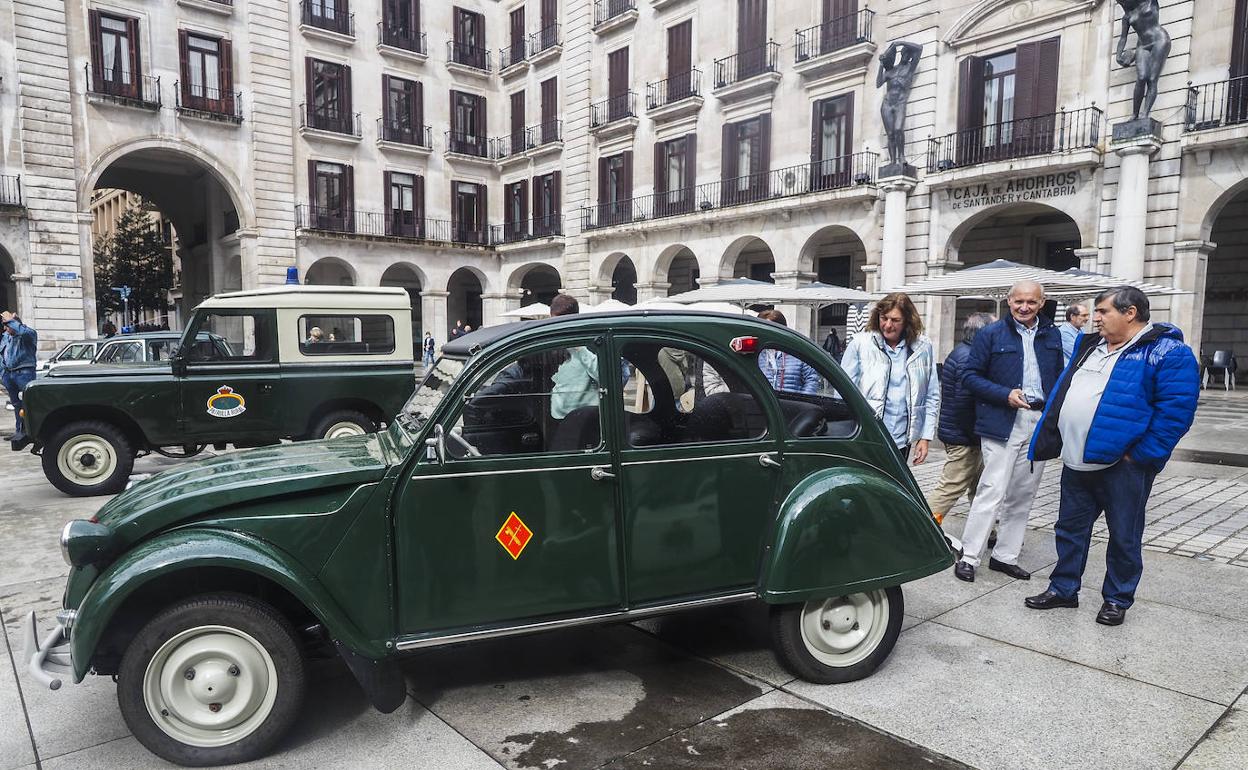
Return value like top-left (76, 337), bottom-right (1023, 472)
top-left (1109, 128), bottom-right (1163, 281)
top-left (1171, 240), bottom-right (1214, 357)
top-left (1073, 247), bottom-right (1100, 273)
top-left (878, 175), bottom-right (918, 292)
top-left (422, 290), bottom-right (449, 346)
top-left (923, 259), bottom-right (962, 359)
top-left (772, 270), bottom-right (816, 338)
top-left (480, 292), bottom-right (512, 328)
top-left (586, 286), bottom-right (614, 306)
top-left (633, 281), bottom-right (669, 303)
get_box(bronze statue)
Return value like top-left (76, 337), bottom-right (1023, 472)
top-left (877, 41), bottom-right (923, 171)
top-left (1116, 0), bottom-right (1171, 120)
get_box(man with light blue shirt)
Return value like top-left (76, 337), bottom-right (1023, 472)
top-left (1, 311), bottom-right (38, 448)
top-left (1057, 302), bottom-right (1089, 363)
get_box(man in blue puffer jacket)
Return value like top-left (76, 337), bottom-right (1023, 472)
top-left (1024, 286), bottom-right (1198, 626)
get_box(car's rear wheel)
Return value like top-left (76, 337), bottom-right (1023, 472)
top-left (42, 419), bottom-right (134, 496)
top-left (770, 587), bottom-right (904, 684)
top-left (312, 409), bottom-right (374, 440)
top-left (117, 594), bottom-right (305, 767)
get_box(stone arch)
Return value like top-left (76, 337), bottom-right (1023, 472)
top-left (1198, 184), bottom-right (1248, 359)
top-left (594, 251), bottom-right (632, 287)
top-left (719, 235), bottom-right (777, 282)
top-left (1197, 177), bottom-right (1248, 243)
top-left (943, 0), bottom-right (1103, 48)
top-left (797, 225), bottom-right (870, 285)
top-left (306, 257), bottom-right (357, 286)
top-left (447, 266), bottom-right (486, 334)
top-left (381, 262), bottom-right (425, 354)
top-left (943, 201), bottom-right (1090, 267)
top-left (506, 262), bottom-right (562, 305)
top-left (380, 260), bottom-right (429, 290)
top-left (654, 244), bottom-right (700, 296)
top-left (610, 256), bottom-right (637, 304)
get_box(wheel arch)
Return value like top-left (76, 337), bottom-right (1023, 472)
top-left (304, 398), bottom-right (385, 438)
top-left (37, 406), bottom-right (148, 452)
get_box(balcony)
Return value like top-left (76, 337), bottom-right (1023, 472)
top-left (445, 130), bottom-right (492, 164)
top-left (85, 66), bottom-right (161, 110)
top-left (377, 23), bottom-right (426, 63)
top-left (593, 0), bottom-right (638, 35)
top-left (299, 104), bottom-right (362, 143)
top-left (580, 152), bottom-right (878, 232)
top-left (446, 41), bottom-right (492, 78)
top-left (529, 24), bottom-right (561, 65)
top-left (925, 107), bottom-right (1103, 182)
top-left (1182, 75), bottom-right (1248, 152)
top-left (299, 1), bottom-right (354, 43)
top-left (0, 175), bottom-right (23, 210)
top-left (296, 204), bottom-right (490, 247)
top-left (377, 119), bottom-right (432, 156)
top-left (491, 215), bottom-right (564, 247)
top-left (590, 92), bottom-right (639, 139)
top-left (713, 42), bottom-right (781, 103)
top-left (176, 0), bottom-right (233, 16)
top-left (793, 10), bottom-right (875, 81)
top-left (491, 132), bottom-right (535, 165)
top-left (646, 69), bottom-right (702, 123)
top-left (175, 83), bottom-right (243, 124)
top-left (499, 40), bottom-right (529, 77)
top-left (528, 119), bottom-right (563, 158)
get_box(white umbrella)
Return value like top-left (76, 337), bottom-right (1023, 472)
top-left (640, 300), bottom-right (758, 315)
top-left (665, 278), bottom-right (871, 307)
top-left (580, 298), bottom-right (635, 313)
top-left (888, 259), bottom-right (1189, 299)
top-left (1057, 267), bottom-right (1188, 297)
top-left (499, 302), bottom-right (550, 319)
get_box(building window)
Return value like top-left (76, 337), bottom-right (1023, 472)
top-left (533, 171), bottom-right (561, 236)
top-left (178, 32), bottom-right (234, 114)
top-left (735, 120), bottom-right (760, 191)
top-left (504, 180), bottom-right (529, 240)
top-left (452, 181), bottom-right (487, 244)
top-left (982, 51), bottom-right (1016, 145)
top-left (383, 75), bottom-right (422, 143)
top-left (306, 0), bottom-right (350, 31)
top-left (450, 90), bottom-right (486, 155)
top-left (599, 152), bottom-right (632, 225)
top-left (310, 161), bottom-right (353, 231)
top-left (721, 115), bottom-right (770, 203)
top-left (89, 11), bottom-right (141, 98)
top-left (811, 94), bottom-right (853, 189)
top-left (655, 135), bottom-right (696, 216)
top-left (386, 171), bottom-right (422, 237)
top-left (956, 37), bottom-right (1060, 163)
top-left (382, 0), bottom-right (420, 46)
top-left (452, 7), bottom-right (487, 68)
top-left (307, 59), bottom-right (353, 134)
top-left (509, 7), bottom-right (526, 64)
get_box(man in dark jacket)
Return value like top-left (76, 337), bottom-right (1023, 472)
top-left (954, 281), bottom-right (1064, 582)
top-left (1025, 287), bottom-right (1198, 625)
top-left (926, 313), bottom-right (995, 524)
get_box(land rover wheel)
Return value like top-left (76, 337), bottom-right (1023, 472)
top-left (312, 409), bottom-right (374, 440)
top-left (42, 420), bottom-right (134, 496)
top-left (770, 587), bottom-right (904, 684)
top-left (117, 594), bottom-right (306, 767)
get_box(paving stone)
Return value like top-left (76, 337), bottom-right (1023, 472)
top-left (1179, 693), bottom-right (1248, 770)
top-left (0, 627), bottom-right (37, 770)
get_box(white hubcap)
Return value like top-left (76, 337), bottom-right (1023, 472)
top-left (56, 434), bottom-right (117, 485)
top-left (323, 421), bottom-right (366, 439)
top-left (143, 626), bottom-right (278, 748)
top-left (800, 591), bottom-right (889, 668)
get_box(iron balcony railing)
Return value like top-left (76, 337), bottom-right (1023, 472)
top-left (447, 41), bottom-right (491, 71)
top-left (300, 104), bottom-right (362, 137)
top-left (174, 82), bottom-right (243, 122)
top-left (529, 119), bottom-right (562, 146)
top-left (594, 0), bottom-right (636, 27)
top-left (647, 69), bottom-right (701, 109)
top-left (491, 214), bottom-right (564, 244)
top-left (378, 22), bottom-right (426, 54)
top-left (499, 38), bottom-right (528, 70)
top-left (714, 41), bottom-right (780, 88)
top-left (491, 131), bottom-right (534, 159)
top-left (591, 92), bottom-right (637, 127)
top-left (795, 9), bottom-right (874, 62)
top-left (0, 175), bottom-right (22, 208)
top-left (85, 65), bottom-right (161, 108)
top-left (445, 129), bottom-right (489, 157)
top-left (377, 118), bottom-right (431, 147)
top-left (1185, 75), bottom-right (1248, 131)
top-left (530, 23), bottom-right (560, 54)
top-left (926, 106), bottom-right (1103, 172)
top-left (296, 204), bottom-right (490, 246)
top-left (300, 1), bottom-right (354, 36)
top-left (581, 152), bottom-right (878, 231)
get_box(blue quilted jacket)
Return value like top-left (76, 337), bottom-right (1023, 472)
top-left (963, 315), bottom-right (1064, 442)
top-left (1029, 323), bottom-right (1199, 471)
top-left (936, 343), bottom-right (977, 446)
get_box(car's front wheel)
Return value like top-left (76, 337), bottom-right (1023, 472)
top-left (42, 419), bottom-right (134, 496)
top-left (311, 409), bottom-right (375, 440)
top-left (770, 587), bottom-right (904, 684)
top-left (117, 594), bottom-right (306, 767)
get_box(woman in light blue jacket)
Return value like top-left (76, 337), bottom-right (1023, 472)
top-left (840, 293), bottom-right (941, 464)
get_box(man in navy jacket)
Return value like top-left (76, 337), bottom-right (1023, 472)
top-left (954, 282), bottom-right (1064, 582)
top-left (1025, 286), bottom-right (1198, 625)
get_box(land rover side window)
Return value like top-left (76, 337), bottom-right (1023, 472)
top-left (97, 341), bottom-right (142, 363)
top-left (148, 339), bottom-right (179, 361)
top-left (297, 314), bottom-right (396, 355)
top-left (618, 341), bottom-right (766, 447)
top-left (187, 313), bottom-right (274, 362)
top-left (758, 344), bottom-right (858, 439)
top-left (448, 344), bottom-right (603, 458)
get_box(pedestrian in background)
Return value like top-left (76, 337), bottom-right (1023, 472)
top-left (821, 327), bottom-right (844, 363)
top-left (840, 293), bottom-right (940, 464)
top-left (926, 312), bottom-right (996, 524)
top-left (449, 319), bottom-right (465, 340)
top-left (1057, 302), bottom-right (1090, 364)
top-left (1026, 287), bottom-right (1199, 625)
top-left (101, 321), bottom-right (117, 338)
top-left (1, 311), bottom-right (38, 448)
top-left (756, 310), bottom-right (821, 395)
top-left (423, 331), bottom-right (436, 367)
top-left (954, 281), bottom-right (1063, 582)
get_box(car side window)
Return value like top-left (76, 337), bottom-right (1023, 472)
top-left (187, 314), bottom-right (274, 363)
top-left (618, 341), bottom-right (766, 448)
top-left (757, 345), bottom-right (858, 439)
top-left (446, 344), bottom-right (604, 459)
top-left (99, 341), bottom-right (141, 363)
top-left (297, 314), bottom-right (396, 356)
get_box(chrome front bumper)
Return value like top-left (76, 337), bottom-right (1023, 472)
top-left (21, 611), bottom-right (73, 691)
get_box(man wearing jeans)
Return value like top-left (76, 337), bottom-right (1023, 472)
top-left (1026, 287), bottom-right (1198, 625)
top-left (1, 311), bottom-right (38, 449)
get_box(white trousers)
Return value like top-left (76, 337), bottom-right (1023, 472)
top-left (959, 409), bottom-right (1045, 567)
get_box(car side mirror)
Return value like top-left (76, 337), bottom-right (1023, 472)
top-left (425, 424), bottom-right (446, 464)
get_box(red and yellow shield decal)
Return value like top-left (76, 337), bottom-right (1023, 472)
top-left (495, 512), bottom-right (533, 560)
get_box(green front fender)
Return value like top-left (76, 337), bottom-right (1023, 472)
top-left (70, 529), bottom-right (386, 682)
top-left (760, 465), bottom-right (955, 604)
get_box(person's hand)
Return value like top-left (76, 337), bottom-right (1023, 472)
top-left (1007, 389), bottom-right (1031, 409)
top-left (1116, 49), bottom-right (1135, 67)
top-left (912, 439), bottom-right (929, 465)
top-left (0, 311), bottom-right (12, 323)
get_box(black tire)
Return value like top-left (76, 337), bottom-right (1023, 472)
top-left (311, 409), bottom-right (375, 440)
top-left (117, 593), bottom-right (306, 767)
top-left (770, 586), bottom-right (904, 684)
top-left (42, 419), bottom-right (134, 497)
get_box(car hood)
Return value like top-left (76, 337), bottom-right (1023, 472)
top-left (93, 434), bottom-right (393, 543)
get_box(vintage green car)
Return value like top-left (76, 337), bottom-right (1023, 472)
top-left (25, 310), bottom-right (953, 766)
top-left (19, 286), bottom-right (416, 496)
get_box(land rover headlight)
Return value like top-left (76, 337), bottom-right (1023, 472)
top-left (59, 519), bottom-right (117, 567)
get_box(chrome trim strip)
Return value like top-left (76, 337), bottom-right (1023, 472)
top-left (620, 452), bottom-right (764, 467)
top-left (393, 591), bottom-right (757, 651)
top-left (413, 463), bottom-right (603, 481)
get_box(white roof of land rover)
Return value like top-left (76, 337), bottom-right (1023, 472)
top-left (197, 285), bottom-right (412, 311)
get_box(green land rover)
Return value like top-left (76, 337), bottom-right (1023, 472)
top-left (19, 286), bottom-right (417, 496)
top-left (25, 310), bottom-right (954, 766)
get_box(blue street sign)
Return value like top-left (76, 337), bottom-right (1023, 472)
top-left (55, 271), bottom-right (78, 281)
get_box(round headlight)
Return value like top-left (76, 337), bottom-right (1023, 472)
top-left (59, 521), bottom-right (74, 566)
top-left (59, 519), bottom-right (117, 568)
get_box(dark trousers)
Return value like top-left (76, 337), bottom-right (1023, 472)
top-left (1048, 459), bottom-right (1157, 608)
top-left (1, 367), bottom-right (36, 440)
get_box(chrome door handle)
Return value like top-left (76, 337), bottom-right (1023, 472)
top-left (758, 453), bottom-right (781, 469)
top-left (590, 466), bottom-right (616, 481)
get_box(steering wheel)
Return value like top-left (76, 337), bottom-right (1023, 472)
top-left (448, 426), bottom-right (482, 457)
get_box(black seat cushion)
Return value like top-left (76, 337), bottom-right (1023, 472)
top-left (777, 398), bottom-right (825, 438)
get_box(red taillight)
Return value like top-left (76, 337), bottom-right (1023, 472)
top-left (730, 336), bottom-right (760, 354)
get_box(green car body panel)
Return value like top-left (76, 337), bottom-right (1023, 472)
top-left (54, 310), bottom-right (954, 683)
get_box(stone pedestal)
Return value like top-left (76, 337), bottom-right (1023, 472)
top-left (879, 175), bottom-right (918, 292)
top-left (1109, 126), bottom-right (1163, 281)
top-left (1073, 247), bottom-right (1100, 274)
top-left (1171, 240), bottom-right (1215, 356)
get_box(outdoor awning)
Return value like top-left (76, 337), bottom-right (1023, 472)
top-left (499, 302), bottom-right (550, 319)
top-left (663, 278), bottom-right (872, 307)
top-left (580, 299), bottom-right (635, 313)
top-left (887, 259), bottom-right (1188, 299)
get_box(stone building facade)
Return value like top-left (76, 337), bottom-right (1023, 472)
top-left (0, 0), bottom-right (1246, 362)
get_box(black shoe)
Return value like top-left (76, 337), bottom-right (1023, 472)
top-left (1024, 590), bottom-right (1079, 610)
top-left (989, 558), bottom-right (1031, 580)
top-left (1096, 601), bottom-right (1127, 626)
top-left (954, 561), bottom-right (975, 582)
top-left (987, 529), bottom-right (998, 549)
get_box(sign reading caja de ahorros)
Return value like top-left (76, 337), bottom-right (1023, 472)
top-left (947, 170), bottom-right (1081, 211)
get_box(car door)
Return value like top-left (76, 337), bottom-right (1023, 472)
top-left (178, 310), bottom-right (284, 440)
top-left (393, 336), bottom-right (624, 635)
top-left (611, 336), bottom-right (783, 604)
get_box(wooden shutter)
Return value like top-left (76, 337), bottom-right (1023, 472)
top-left (415, 175), bottom-right (425, 229)
top-left (511, 90), bottom-right (526, 144)
top-left (344, 165), bottom-right (355, 230)
top-left (219, 38), bottom-right (234, 115)
top-left (414, 80), bottom-right (424, 131)
top-left (305, 57), bottom-right (316, 122)
top-left (476, 94), bottom-right (487, 154)
top-left (127, 16), bottom-right (142, 98)
top-left (654, 141), bottom-right (668, 197)
top-left (451, 182), bottom-right (459, 236)
top-left (609, 47), bottom-right (629, 99)
top-left (541, 77), bottom-right (557, 131)
top-left (810, 100), bottom-right (823, 165)
top-left (622, 151), bottom-right (633, 201)
top-left (178, 30), bottom-right (191, 106)
top-left (510, 7), bottom-right (525, 55)
top-left (384, 170), bottom-right (393, 234)
top-left (478, 183), bottom-right (488, 242)
top-left (552, 170), bottom-right (561, 219)
top-left (452, 7), bottom-right (464, 46)
top-left (532, 175), bottom-right (545, 223)
top-left (759, 114), bottom-right (771, 173)
top-left (542, 0), bottom-right (556, 29)
top-left (721, 123), bottom-right (737, 182)
top-left (520, 182), bottom-right (529, 225)
top-left (307, 159), bottom-right (318, 210)
top-left (449, 90), bottom-right (458, 135)
top-left (598, 157), bottom-right (609, 205)
top-left (956, 55), bottom-right (985, 132)
top-left (412, 0), bottom-right (421, 36)
top-left (342, 64), bottom-right (353, 118)
top-left (668, 21), bottom-right (692, 82)
top-left (474, 11), bottom-right (485, 50)
top-left (381, 74), bottom-right (392, 124)
top-left (685, 133), bottom-right (697, 189)
top-left (1014, 37), bottom-right (1060, 151)
top-left (88, 10), bottom-right (103, 91)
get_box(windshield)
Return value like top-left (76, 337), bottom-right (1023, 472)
top-left (96, 340), bottom-right (144, 364)
top-left (402, 356), bottom-right (467, 422)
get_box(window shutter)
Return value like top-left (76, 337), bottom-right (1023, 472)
top-left (654, 141), bottom-right (668, 196)
top-left (623, 151), bottom-right (633, 200)
top-left (178, 30), bottom-right (191, 105)
top-left (721, 123), bottom-right (736, 180)
top-left (478, 183), bottom-right (488, 240)
top-left (384, 170), bottom-right (393, 234)
top-left (685, 133), bottom-right (697, 189)
top-left (305, 57), bottom-right (315, 120)
top-left (219, 38), bottom-right (234, 115)
top-left (88, 10), bottom-right (103, 91)
top-left (382, 74), bottom-right (392, 123)
top-left (308, 159), bottom-right (318, 210)
top-left (842, 92), bottom-right (855, 163)
top-left (452, 8), bottom-right (463, 46)
top-left (1034, 37), bottom-right (1061, 117)
top-left (412, 0), bottom-right (421, 36)
top-left (956, 55), bottom-right (985, 132)
top-left (598, 157), bottom-right (608, 205)
top-left (344, 165), bottom-right (355, 230)
top-left (520, 181), bottom-right (529, 225)
top-left (476, 94), bottom-right (486, 139)
top-left (127, 16), bottom-right (142, 94)
top-left (414, 80), bottom-right (424, 130)
top-left (810, 99), bottom-right (823, 164)
top-left (450, 90), bottom-right (457, 135)
top-left (451, 182), bottom-right (459, 235)
top-left (343, 64), bottom-right (353, 118)
top-left (759, 114), bottom-right (771, 173)
top-left (552, 170), bottom-right (561, 219)
top-left (415, 175), bottom-right (425, 236)
top-left (511, 90), bottom-right (525, 142)
top-left (532, 176), bottom-right (544, 222)
top-left (474, 11), bottom-right (485, 50)
top-left (542, 0), bottom-right (556, 29)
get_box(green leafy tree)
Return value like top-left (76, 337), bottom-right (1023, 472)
top-left (94, 205), bottom-right (174, 325)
